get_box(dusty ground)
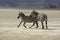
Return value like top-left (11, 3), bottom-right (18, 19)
top-left (0, 8), bottom-right (60, 40)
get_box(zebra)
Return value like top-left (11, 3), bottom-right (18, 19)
top-left (17, 12), bottom-right (39, 28)
top-left (29, 10), bottom-right (48, 29)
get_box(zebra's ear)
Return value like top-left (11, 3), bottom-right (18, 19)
top-left (33, 10), bottom-right (35, 12)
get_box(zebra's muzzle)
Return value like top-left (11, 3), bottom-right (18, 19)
top-left (17, 16), bottom-right (19, 19)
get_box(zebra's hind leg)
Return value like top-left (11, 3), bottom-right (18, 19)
top-left (23, 22), bottom-right (27, 28)
top-left (29, 22), bottom-right (35, 28)
top-left (45, 20), bottom-right (48, 29)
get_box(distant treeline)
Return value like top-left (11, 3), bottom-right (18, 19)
top-left (0, 0), bottom-right (60, 8)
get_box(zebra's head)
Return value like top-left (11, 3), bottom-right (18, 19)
top-left (17, 12), bottom-right (24, 19)
top-left (30, 10), bottom-right (39, 18)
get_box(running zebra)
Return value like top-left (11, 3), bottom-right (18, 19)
top-left (17, 12), bottom-right (38, 28)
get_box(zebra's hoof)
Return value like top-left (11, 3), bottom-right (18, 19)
top-left (29, 27), bottom-right (32, 28)
top-left (18, 26), bottom-right (19, 28)
top-left (36, 27), bottom-right (38, 28)
top-left (24, 27), bottom-right (27, 28)
top-left (42, 27), bottom-right (44, 29)
top-left (46, 27), bottom-right (48, 29)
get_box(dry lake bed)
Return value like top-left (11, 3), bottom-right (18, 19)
top-left (0, 8), bottom-right (60, 40)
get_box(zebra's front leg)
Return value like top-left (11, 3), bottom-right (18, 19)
top-left (29, 22), bottom-right (35, 28)
top-left (18, 21), bottom-right (23, 28)
top-left (23, 22), bottom-right (27, 28)
top-left (41, 21), bottom-right (44, 29)
top-left (35, 21), bottom-right (39, 28)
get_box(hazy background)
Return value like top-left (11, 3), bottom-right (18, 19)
top-left (0, 0), bottom-right (60, 8)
